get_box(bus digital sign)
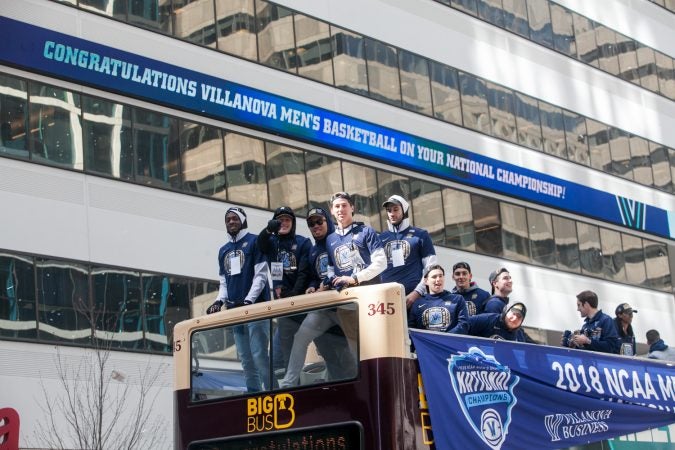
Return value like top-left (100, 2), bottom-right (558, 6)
top-left (187, 422), bottom-right (362, 450)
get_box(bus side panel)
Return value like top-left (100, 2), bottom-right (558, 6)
top-left (174, 356), bottom-right (434, 449)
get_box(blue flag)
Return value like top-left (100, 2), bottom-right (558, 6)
top-left (410, 330), bottom-right (675, 450)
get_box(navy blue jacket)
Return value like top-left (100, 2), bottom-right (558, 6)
top-left (451, 282), bottom-right (491, 316)
top-left (257, 219), bottom-right (311, 298)
top-left (469, 313), bottom-right (527, 342)
top-left (217, 230), bottom-right (269, 308)
top-left (408, 291), bottom-right (469, 334)
top-left (307, 209), bottom-right (336, 290)
top-left (380, 219), bottom-right (436, 295)
top-left (326, 222), bottom-right (386, 284)
top-left (483, 295), bottom-right (509, 314)
top-left (579, 310), bottom-right (621, 354)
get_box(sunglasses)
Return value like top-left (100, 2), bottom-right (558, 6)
top-left (308, 218), bottom-right (325, 227)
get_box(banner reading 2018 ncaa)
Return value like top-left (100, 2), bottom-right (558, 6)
top-left (410, 330), bottom-right (675, 450)
top-left (1, 16), bottom-right (674, 240)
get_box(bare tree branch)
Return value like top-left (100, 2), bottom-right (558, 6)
top-left (33, 294), bottom-right (168, 449)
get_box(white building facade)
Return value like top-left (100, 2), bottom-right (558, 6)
top-left (1, 0), bottom-right (674, 447)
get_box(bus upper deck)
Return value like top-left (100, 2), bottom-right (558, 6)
top-left (173, 282), bottom-right (675, 450)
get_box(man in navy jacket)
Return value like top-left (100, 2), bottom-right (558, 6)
top-left (563, 290), bottom-right (620, 354)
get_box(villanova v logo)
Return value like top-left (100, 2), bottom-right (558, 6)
top-left (615, 196), bottom-right (646, 230)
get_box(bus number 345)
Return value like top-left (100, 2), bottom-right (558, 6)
top-left (368, 302), bottom-right (395, 316)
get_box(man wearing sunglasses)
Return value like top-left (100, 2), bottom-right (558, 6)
top-left (380, 195), bottom-right (437, 309)
top-left (304, 207), bottom-right (335, 293)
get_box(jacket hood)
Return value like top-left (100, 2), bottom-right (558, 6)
top-left (306, 207), bottom-right (334, 243)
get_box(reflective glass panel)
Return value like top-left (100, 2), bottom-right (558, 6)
top-left (459, 73), bottom-right (490, 133)
top-left (514, 92), bottom-right (542, 151)
top-left (410, 180), bottom-right (444, 244)
top-left (550, 4), bottom-right (576, 57)
top-left (0, 73), bottom-right (28, 159)
top-left (0, 253), bottom-right (36, 339)
top-left (331, 26), bottom-right (368, 96)
top-left (91, 267), bottom-right (143, 350)
top-left (503, 0), bottom-right (529, 38)
top-left (539, 101), bottom-right (566, 159)
top-left (377, 170), bottom-right (410, 231)
top-left (429, 61), bottom-right (462, 126)
top-left (342, 162), bottom-right (378, 226)
top-left (472, 195), bottom-right (502, 256)
top-left (180, 121), bottom-right (225, 198)
top-left (595, 25), bottom-right (619, 76)
top-left (190, 318), bottom-right (270, 398)
top-left (621, 234), bottom-right (646, 286)
top-left (305, 152), bottom-right (342, 210)
top-left (643, 240), bottom-right (670, 291)
top-left (576, 222), bottom-right (602, 276)
top-left (36, 258), bottom-right (91, 344)
top-left (364, 38), bottom-right (401, 107)
top-left (587, 118), bottom-right (611, 172)
top-left (399, 50), bottom-right (432, 116)
top-left (143, 274), bottom-right (192, 353)
top-left (615, 33), bottom-right (639, 83)
top-left (294, 14), bottom-right (333, 84)
top-left (573, 14), bottom-right (597, 67)
top-left (82, 96), bottom-right (134, 179)
top-left (477, 0), bottom-right (504, 28)
top-left (215, 0), bottom-right (258, 61)
top-left (266, 143), bottom-right (307, 214)
top-left (501, 203), bottom-right (530, 262)
top-left (527, 209), bottom-right (555, 267)
top-left (628, 135), bottom-right (653, 186)
top-left (487, 82), bottom-right (517, 143)
top-left (655, 51), bottom-right (675, 100)
top-left (451, 0), bottom-right (478, 16)
top-left (527, 0), bottom-right (553, 48)
top-left (29, 82), bottom-right (83, 170)
top-left (552, 215), bottom-right (580, 272)
top-left (224, 132), bottom-right (268, 208)
top-left (599, 228), bottom-right (626, 282)
top-left (636, 44), bottom-right (659, 93)
top-left (256, 1), bottom-right (296, 72)
top-left (649, 142), bottom-right (672, 192)
top-left (133, 109), bottom-right (181, 188)
top-left (173, 0), bottom-right (217, 47)
top-left (443, 188), bottom-right (475, 251)
top-left (607, 127), bottom-right (632, 179)
top-left (128, 0), bottom-right (172, 34)
top-left (563, 110), bottom-right (589, 165)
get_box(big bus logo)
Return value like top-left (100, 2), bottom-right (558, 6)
top-left (246, 394), bottom-right (295, 432)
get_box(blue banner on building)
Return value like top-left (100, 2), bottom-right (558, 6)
top-left (410, 330), bottom-right (675, 450)
top-left (1, 16), bottom-right (673, 239)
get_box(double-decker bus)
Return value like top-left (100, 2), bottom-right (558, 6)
top-left (173, 283), bottom-right (675, 450)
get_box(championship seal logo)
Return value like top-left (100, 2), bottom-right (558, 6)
top-left (448, 347), bottom-right (519, 450)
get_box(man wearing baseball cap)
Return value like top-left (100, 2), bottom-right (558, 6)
top-left (256, 205), bottom-right (312, 375)
top-left (379, 194), bottom-right (437, 308)
top-left (483, 267), bottom-right (512, 314)
top-left (614, 302), bottom-right (638, 355)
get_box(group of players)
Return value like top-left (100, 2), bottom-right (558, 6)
top-left (205, 192), bottom-right (534, 391)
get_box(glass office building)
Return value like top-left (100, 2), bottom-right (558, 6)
top-left (1, 0), bottom-right (674, 446)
